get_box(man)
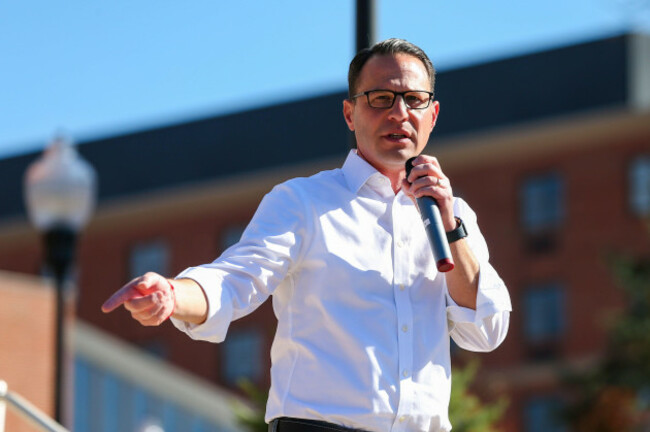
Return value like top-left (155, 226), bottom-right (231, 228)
top-left (102, 38), bottom-right (511, 432)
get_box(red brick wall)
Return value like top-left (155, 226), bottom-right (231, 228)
top-left (442, 130), bottom-right (650, 430)
top-left (0, 272), bottom-right (56, 432)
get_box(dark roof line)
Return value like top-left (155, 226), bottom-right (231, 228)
top-left (0, 34), bottom-right (632, 220)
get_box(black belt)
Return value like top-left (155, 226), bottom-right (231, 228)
top-left (269, 417), bottom-right (370, 432)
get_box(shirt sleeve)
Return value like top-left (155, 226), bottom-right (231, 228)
top-left (170, 181), bottom-right (309, 343)
top-left (445, 198), bottom-right (512, 352)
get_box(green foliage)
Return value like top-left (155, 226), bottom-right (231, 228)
top-left (448, 360), bottom-right (508, 432)
top-left (563, 255), bottom-right (650, 431)
top-left (233, 379), bottom-right (268, 432)
top-left (606, 257), bottom-right (650, 386)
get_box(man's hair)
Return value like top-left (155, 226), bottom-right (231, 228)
top-left (347, 38), bottom-right (436, 98)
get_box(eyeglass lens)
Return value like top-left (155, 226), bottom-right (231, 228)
top-left (367, 90), bottom-right (431, 109)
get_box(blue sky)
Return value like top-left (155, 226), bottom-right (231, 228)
top-left (1, 0), bottom-right (647, 159)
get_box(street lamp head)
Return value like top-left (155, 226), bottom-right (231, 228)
top-left (24, 135), bottom-right (97, 232)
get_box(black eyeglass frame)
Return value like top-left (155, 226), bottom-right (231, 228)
top-left (350, 89), bottom-right (435, 110)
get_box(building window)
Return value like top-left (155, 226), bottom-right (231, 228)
top-left (524, 283), bottom-right (566, 359)
top-left (129, 240), bottom-right (170, 279)
top-left (524, 396), bottom-right (567, 432)
top-left (520, 173), bottom-right (565, 232)
top-left (142, 339), bottom-right (169, 360)
top-left (74, 357), bottom-right (219, 432)
top-left (629, 155), bottom-right (650, 216)
top-left (222, 329), bottom-right (263, 385)
top-left (220, 225), bottom-right (246, 253)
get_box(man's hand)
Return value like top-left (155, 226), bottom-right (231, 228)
top-left (402, 154), bottom-right (456, 231)
top-left (101, 272), bottom-right (176, 326)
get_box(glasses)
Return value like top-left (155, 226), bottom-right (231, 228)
top-left (351, 89), bottom-right (434, 110)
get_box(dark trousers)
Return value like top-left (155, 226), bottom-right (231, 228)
top-left (269, 417), bottom-right (370, 432)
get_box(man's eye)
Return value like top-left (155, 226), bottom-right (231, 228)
top-left (405, 95), bottom-right (425, 106)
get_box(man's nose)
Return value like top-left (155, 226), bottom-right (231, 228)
top-left (387, 95), bottom-right (409, 120)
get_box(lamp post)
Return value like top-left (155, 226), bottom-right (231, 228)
top-left (355, 0), bottom-right (375, 53)
top-left (24, 135), bottom-right (97, 425)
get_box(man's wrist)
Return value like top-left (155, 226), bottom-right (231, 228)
top-left (446, 217), bottom-right (468, 243)
top-left (165, 279), bottom-right (176, 321)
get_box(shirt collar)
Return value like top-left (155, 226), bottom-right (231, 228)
top-left (342, 150), bottom-right (388, 194)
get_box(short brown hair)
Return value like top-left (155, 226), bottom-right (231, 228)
top-left (348, 38), bottom-right (436, 98)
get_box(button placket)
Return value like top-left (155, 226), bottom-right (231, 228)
top-left (391, 195), bottom-right (415, 431)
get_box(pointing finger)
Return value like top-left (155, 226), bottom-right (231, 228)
top-left (101, 282), bottom-right (142, 313)
top-left (101, 275), bottom-right (158, 313)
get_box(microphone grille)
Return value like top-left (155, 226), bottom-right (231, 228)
top-left (405, 156), bottom-right (417, 179)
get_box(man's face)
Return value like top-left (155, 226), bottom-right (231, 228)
top-left (343, 53), bottom-right (439, 177)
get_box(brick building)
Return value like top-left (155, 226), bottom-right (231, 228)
top-left (0, 272), bottom-right (57, 432)
top-left (1, 32), bottom-right (649, 431)
top-left (0, 269), bottom-right (250, 432)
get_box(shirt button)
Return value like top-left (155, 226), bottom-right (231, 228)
top-left (402, 370), bottom-right (409, 378)
top-left (396, 240), bottom-right (404, 248)
top-left (399, 284), bottom-right (405, 291)
top-left (402, 325), bottom-right (408, 332)
top-left (399, 416), bottom-right (406, 423)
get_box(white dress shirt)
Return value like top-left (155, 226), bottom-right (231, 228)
top-left (172, 150), bottom-right (512, 432)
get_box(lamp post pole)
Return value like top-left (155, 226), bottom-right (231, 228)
top-left (44, 227), bottom-right (76, 423)
top-left (356, 0), bottom-right (375, 53)
top-left (350, 0), bottom-right (376, 149)
top-left (24, 136), bottom-right (96, 426)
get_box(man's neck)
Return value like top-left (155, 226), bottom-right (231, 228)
top-left (355, 148), bottom-right (405, 194)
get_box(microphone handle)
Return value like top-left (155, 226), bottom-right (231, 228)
top-left (415, 196), bottom-right (455, 272)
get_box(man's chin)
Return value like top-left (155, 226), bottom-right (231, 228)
top-left (390, 148), bottom-right (419, 163)
top-left (358, 146), bottom-right (420, 172)
top-left (381, 152), bottom-right (416, 172)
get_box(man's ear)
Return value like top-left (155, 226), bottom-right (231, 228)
top-left (430, 101), bottom-right (440, 131)
top-left (342, 99), bottom-right (355, 131)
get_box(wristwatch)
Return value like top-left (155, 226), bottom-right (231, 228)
top-left (446, 217), bottom-right (468, 243)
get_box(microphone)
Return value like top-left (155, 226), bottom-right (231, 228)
top-left (405, 157), bottom-right (454, 272)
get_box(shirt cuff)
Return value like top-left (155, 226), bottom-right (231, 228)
top-left (446, 263), bottom-right (512, 326)
top-left (169, 266), bottom-right (234, 343)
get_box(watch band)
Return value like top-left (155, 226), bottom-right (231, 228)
top-left (446, 217), bottom-right (468, 243)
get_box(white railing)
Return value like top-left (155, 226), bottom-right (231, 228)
top-left (0, 380), bottom-right (69, 432)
